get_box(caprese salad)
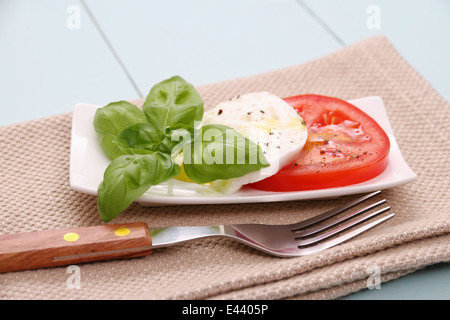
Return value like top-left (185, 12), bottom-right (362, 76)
top-left (93, 76), bottom-right (390, 222)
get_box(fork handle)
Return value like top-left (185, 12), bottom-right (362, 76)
top-left (0, 222), bottom-right (152, 273)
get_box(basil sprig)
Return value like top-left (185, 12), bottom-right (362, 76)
top-left (93, 76), bottom-right (268, 222)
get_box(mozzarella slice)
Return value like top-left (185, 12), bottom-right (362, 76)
top-left (202, 91), bottom-right (308, 193)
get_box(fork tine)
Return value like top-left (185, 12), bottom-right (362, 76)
top-left (296, 206), bottom-right (391, 246)
top-left (294, 199), bottom-right (387, 238)
top-left (296, 213), bottom-right (395, 256)
top-left (290, 190), bottom-right (382, 232)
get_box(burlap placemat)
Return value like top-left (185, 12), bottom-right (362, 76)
top-left (0, 35), bottom-right (449, 300)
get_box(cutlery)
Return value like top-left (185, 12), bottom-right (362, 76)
top-left (0, 191), bottom-right (392, 273)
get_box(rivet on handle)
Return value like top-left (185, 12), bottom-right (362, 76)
top-left (115, 227), bottom-right (130, 237)
top-left (63, 232), bottom-right (80, 242)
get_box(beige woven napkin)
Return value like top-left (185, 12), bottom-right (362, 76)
top-left (0, 35), bottom-right (449, 300)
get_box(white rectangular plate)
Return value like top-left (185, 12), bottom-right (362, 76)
top-left (70, 96), bottom-right (417, 206)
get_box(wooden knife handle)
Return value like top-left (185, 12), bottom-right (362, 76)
top-left (0, 222), bottom-right (152, 273)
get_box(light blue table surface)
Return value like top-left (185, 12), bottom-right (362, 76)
top-left (1, 0), bottom-right (449, 299)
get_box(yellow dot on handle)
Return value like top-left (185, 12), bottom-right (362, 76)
top-left (115, 227), bottom-right (130, 237)
top-left (63, 232), bottom-right (79, 242)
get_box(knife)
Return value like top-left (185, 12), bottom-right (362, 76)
top-left (0, 222), bottom-right (220, 273)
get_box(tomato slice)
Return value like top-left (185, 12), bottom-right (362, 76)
top-left (249, 94), bottom-right (390, 191)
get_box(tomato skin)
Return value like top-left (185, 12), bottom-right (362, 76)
top-left (250, 94), bottom-right (390, 191)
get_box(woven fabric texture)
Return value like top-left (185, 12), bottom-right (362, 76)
top-left (0, 35), bottom-right (449, 300)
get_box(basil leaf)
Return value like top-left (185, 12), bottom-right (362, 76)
top-left (97, 152), bottom-right (180, 222)
top-left (93, 101), bottom-right (148, 160)
top-left (113, 123), bottom-right (167, 154)
top-left (182, 124), bottom-right (269, 184)
top-left (113, 123), bottom-right (196, 156)
top-left (142, 76), bottom-right (203, 133)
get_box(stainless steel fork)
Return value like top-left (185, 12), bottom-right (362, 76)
top-left (0, 191), bottom-right (392, 273)
top-left (151, 190), bottom-right (392, 257)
